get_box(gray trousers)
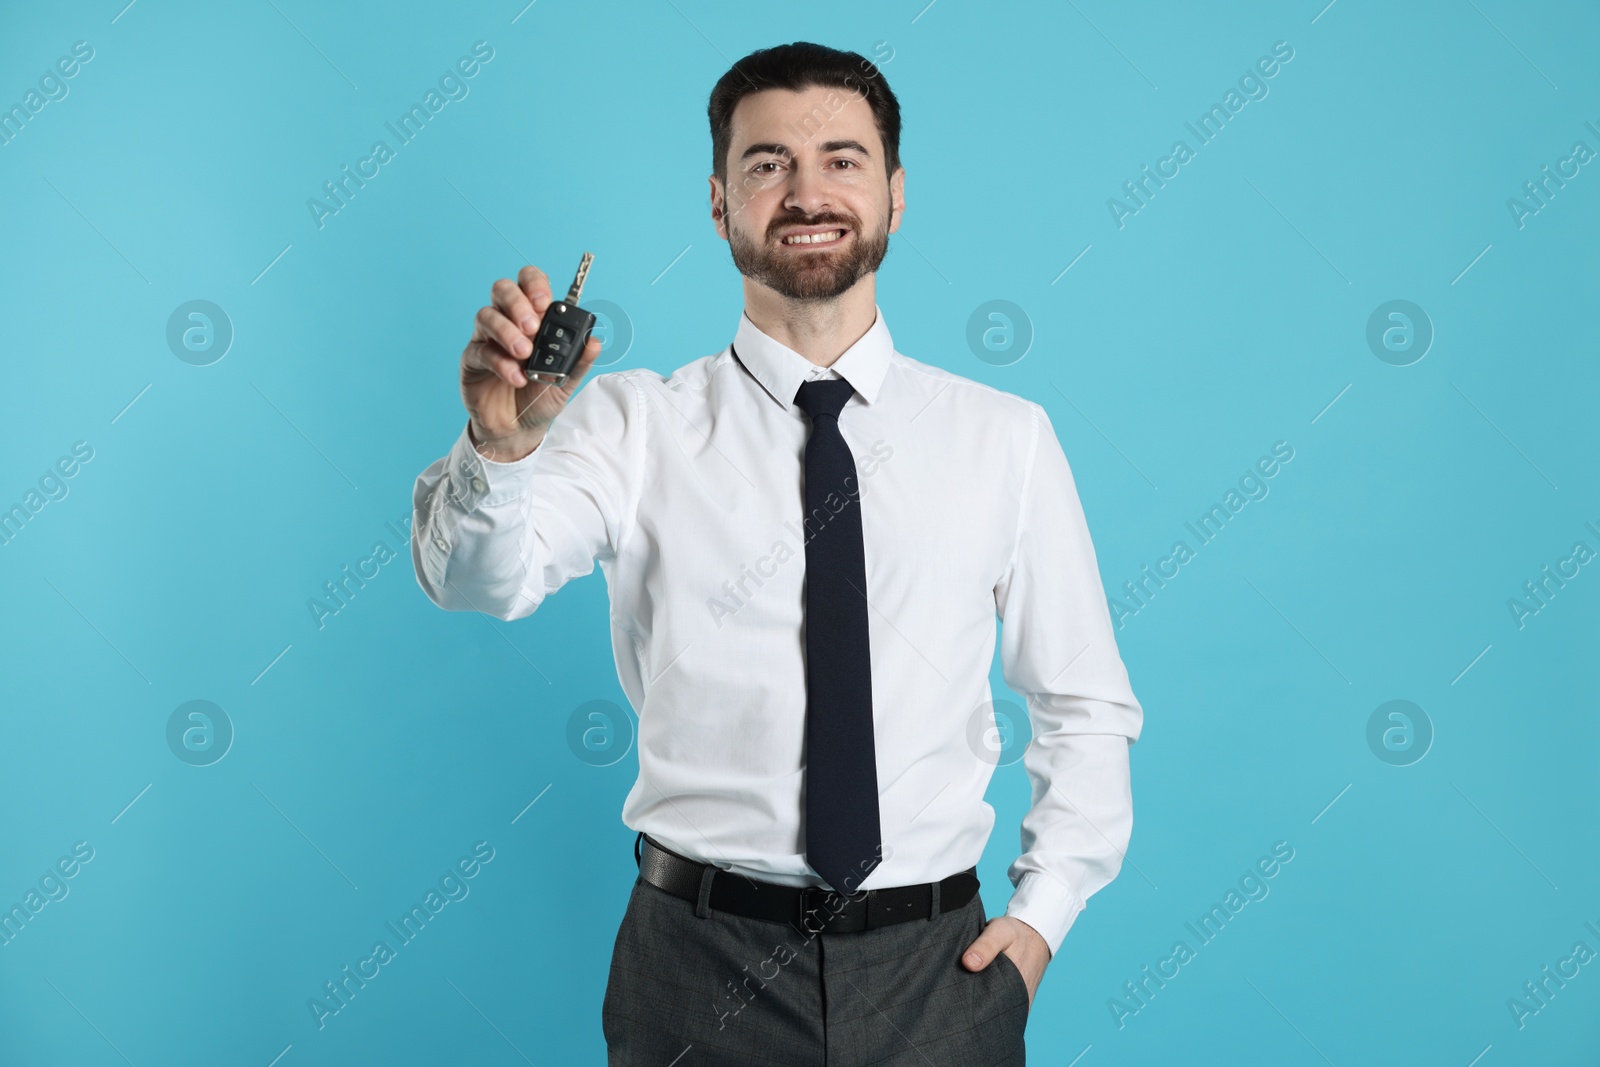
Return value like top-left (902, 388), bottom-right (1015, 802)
top-left (602, 874), bottom-right (1030, 1065)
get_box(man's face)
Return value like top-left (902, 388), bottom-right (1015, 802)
top-left (711, 85), bottom-right (905, 301)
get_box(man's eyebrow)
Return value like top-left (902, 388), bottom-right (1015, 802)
top-left (740, 142), bottom-right (791, 161)
top-left (818, 139), bottom-right (872, 156)
top-left (739, 139), bottom-right (874, 161)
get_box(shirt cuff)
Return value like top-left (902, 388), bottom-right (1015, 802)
top-left (1005, 869), bottom-right (1086, 958)
top-left (449, 420), bottom-right (544, 509)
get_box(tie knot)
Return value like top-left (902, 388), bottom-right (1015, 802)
top-left (794, 377), bottom-right (855, 421)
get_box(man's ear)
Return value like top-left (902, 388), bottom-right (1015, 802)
top-left (709, 175), bottom-right (728, 240)
top-left (887, 166), bottom-right (906, 234)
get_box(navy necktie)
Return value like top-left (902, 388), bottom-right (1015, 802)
top-left (793, 376), bottom-right (883, 895)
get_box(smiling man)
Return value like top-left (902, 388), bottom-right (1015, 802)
top-left (411, 41), bottom-right (1143, 1065)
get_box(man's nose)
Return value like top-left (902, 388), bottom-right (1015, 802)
top-left (783, 162), bottom-right (832, 216)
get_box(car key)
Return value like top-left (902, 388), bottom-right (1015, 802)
top-left (525, 252), bottom-right (596, 386)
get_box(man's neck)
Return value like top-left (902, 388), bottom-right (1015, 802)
top-left (742, 276), bottom-right (877, 368)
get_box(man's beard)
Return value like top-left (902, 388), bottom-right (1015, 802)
top-left (726, 206), bottom-right (890, 301)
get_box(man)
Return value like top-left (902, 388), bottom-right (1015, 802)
top-left (411, 41), bottom-right (1143, 1065)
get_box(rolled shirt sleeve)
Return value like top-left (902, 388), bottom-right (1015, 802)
top-left (994, 403), bottom-right (1145, 957)
top-left (410, 372), bottom-right (643, 621)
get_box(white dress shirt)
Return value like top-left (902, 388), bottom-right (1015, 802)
top-left (410, 306), bottom-right (1144, 955)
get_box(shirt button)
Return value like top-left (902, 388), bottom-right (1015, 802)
top-left (434, 535), bottom-right (449, 550)
top-left (471, 477), bottom-right (486, 493)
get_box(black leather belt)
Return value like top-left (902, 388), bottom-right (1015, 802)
top-left (634, 832), bottom-right (979, 933)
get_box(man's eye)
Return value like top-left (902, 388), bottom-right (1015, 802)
top-left (831, 159), bottom-right (858, 169)
top-left (753, 161), bottom-right (780, 174)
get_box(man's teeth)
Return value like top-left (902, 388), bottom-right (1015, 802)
top-left (782, 230), bottom-right (845, 245)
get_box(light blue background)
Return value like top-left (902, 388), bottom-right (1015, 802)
top-left (2, 0), bottom-right (1597, 1064)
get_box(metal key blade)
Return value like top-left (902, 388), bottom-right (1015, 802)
top-left (566, 252), bottom-right (594, 305)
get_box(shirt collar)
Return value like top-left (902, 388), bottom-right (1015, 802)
top-left (730, 304), bottom-right (894, 411)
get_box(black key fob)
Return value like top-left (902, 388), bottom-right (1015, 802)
top-left (526, 253), bottom-right (595, 386)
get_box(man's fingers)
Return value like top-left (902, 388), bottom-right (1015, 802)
top-left (466, 303), bottom-right (530, 389)
top-left (474, 306), bottom-right (531, 361)
top-left (465, 265), bottom-right (595, 400)
top-left (465, 341), bottom-right (529, 388)
top-left (961, 924), bottom-right (1012, 970)
top-left (561, 334), bottom-right (604, 390)
top-left (517, 265), bottom-right (554, 316)
top-left (491, 277), bottom-right (540, 336)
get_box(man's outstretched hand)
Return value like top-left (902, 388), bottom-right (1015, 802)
top-left (962, 916), bottom-right (1050, 1008)
top-left (462, 264), bottom-right (603, 463)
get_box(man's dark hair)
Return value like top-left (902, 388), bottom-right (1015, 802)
top-left (708, 41), bottom-right (901, 187)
